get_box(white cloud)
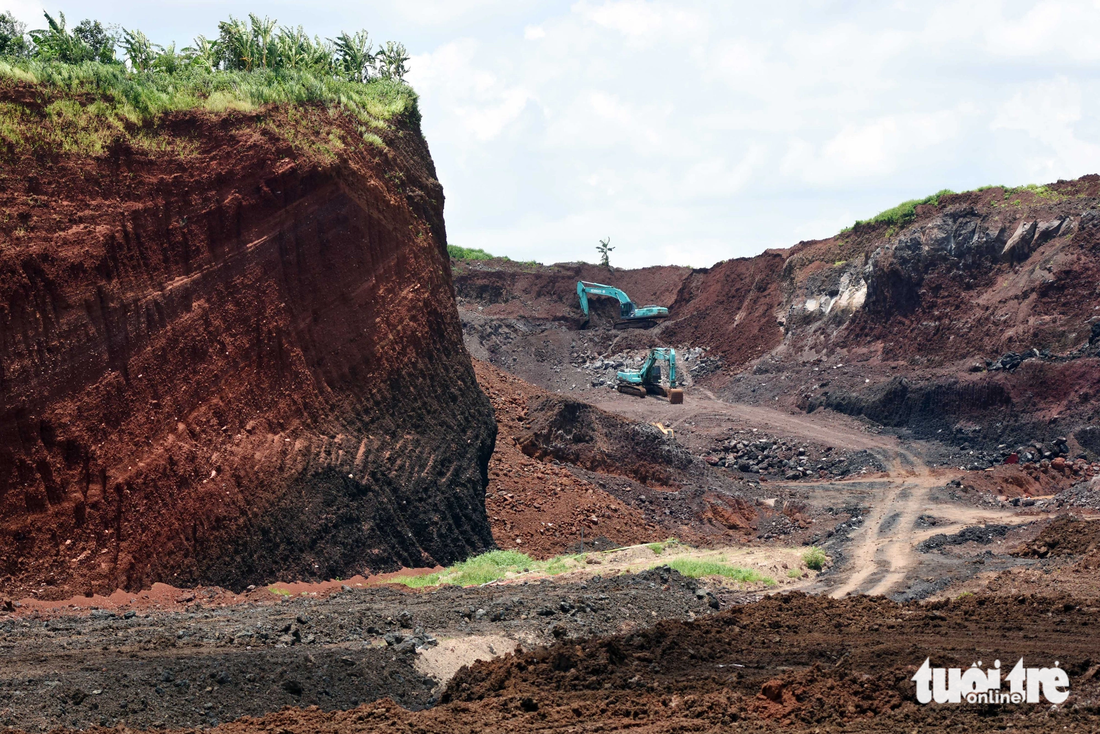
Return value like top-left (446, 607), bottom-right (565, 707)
top-left (784, 110), bottom-right (964, 185)
top-left (991, 76), bottom-right (1100, 179)
top-left (572, 0), bottom-right (704, 43)
top-left (0, 0), bottom-right (44, 26)
top-left (396, 0), bottom-right (1100, 266)
top-left (407, 40), bottom-right (534, 143)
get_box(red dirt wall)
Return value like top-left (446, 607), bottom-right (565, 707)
top-left (0, 99), bottom-right (495, 597)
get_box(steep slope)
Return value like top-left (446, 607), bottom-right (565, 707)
top-left (0, 84), bottom-right (495, 596)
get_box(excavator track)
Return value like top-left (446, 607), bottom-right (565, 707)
top-left (616, 383), bottom-right (648, 398)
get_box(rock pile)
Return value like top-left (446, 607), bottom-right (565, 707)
top-left (706, 431), bottom-right (883, 479)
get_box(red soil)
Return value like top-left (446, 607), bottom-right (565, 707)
top-left (0, 92), bottom-right (494, 598)
top-left (473, 359), bottom-right (663, 556)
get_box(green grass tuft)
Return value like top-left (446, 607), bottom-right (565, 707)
top-left (848, 181), bottom-right (1071, 235)
top-left (267, 585), bottom-right (291, 597)
top-left (396, 550), bottom-right (537, 589)
top-left (802, 546), bottom-right (827, 571)
top-left (787, 568), bottom-right (802, 579)
top-left (646, 537), bottom-right (681, 555)
top-left (447, 244), bottom-right (496, 260)
top-left (851, 189), bottom-right (955, 231)
top-left (662, 558), bottom-right (774, 585)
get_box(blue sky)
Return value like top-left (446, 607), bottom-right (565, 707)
top-left (3, 1), bottom-right (1100, 267)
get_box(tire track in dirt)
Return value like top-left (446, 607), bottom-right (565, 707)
top-left (595, 388), bottom-right (1027, 598)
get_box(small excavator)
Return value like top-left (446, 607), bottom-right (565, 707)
top-left (576, 281), bottom-right (669, 329)
top-left (617, 347), bottom-right (684, 404)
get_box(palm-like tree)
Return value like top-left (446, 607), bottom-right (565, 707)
top-left (376, 41), bottom-right (409, 81)
top-left (120, 28), bottom-right (157, 71)
top-left (333, 31), bottom-right (373, 83)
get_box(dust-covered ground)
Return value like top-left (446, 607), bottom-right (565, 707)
top-left (0, 568), bottom-right (722, 731)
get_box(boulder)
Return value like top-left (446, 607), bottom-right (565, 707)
top-left (1000, 220), bottom-right (1037, 262)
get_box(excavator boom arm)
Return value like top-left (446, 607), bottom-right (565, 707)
top-left (577, 281), bottom-right (668, 326)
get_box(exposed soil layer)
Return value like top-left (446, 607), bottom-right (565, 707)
top-left (474, 358), bottom-right (662, 556)
top-left (0, 95), bottom-right (494, 597)
top-left (1013, 515), bottom-right (1100, 558)
top-left (128, 591), bottom-right (1100, 733)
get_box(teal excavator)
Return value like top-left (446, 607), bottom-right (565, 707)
top-left (616, 347), bottom-right (684, 404)
top-left (576, 281), bottom-right (669, 329)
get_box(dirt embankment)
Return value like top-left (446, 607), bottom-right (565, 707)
top-left (473, 359), bottom-right (768, 557)
top-left (198, 592), bottom-right (1100, 733)
top-left (0, 93), bottom-right (495, 598)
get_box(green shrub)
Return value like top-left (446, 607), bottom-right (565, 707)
top-left (802, 546), bottom-right (827, 571)
top-left (447, 244), bottom-right (495, 261)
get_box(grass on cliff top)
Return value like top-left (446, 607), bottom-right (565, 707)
top-left (0, 58), bottom-right (416, 156)
top-left (447, 243), bottom-right (541, 266)
top-left (447, 244), bottom-right (496, 261)
top-left (847, 182), bottom-right (1063, 234)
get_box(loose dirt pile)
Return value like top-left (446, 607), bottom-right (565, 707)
top-left (0, 87), bottom-right (493, 598)
top-left (167, 592), bottom-right (1100, 733)
top-left (1013, 515), bottom-right (1100, 558)
top-left (0, 568), bottom-right (718, 731)
top-left (474, 359), bottom-right (774, 556)
top-left (474, 358), bottom-right (661, 556)
top-left (703, 428), bottom-right (885, 480)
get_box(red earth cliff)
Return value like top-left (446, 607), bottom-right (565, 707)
top-left (0, 93), bottom-right (495, 597)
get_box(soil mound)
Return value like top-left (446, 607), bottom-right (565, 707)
top-left (473, 359), bottom-right (662, 556)
top-left (0, 96), bottom-right (494, 597)
top-left (517, 394), bottom-right (697, 487)
top-left (1013, 515), bottom-right (1100, 558)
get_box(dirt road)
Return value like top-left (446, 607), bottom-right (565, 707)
top-left (595, 389), bottom-right (1027, 599)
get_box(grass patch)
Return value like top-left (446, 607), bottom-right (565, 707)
top-left (447, 243), bottom-right (541, 266)
top-left (646, 537), bottom-right (681, 555)
top-left (787, 568), bottom-right (802, 579)
top-left (448, 244), bottom-right (496, 260)
top-left (0, 58), bottom-right (417, 157)
top-left (849, 189), bottom-right (955, 232)
top-left (847, 181), bottom-right (1070, 234)
top-left (267, 585), bottom-right (291, 597)
top-left (663, 558), bottom-right (775, 586)
top-left (393, 550), bottom-right (558, 589)
top-left (802, 546), bottom-right (827, 571)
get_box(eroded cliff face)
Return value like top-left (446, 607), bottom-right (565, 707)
top-left (0, 102), bottom-right (495, 596)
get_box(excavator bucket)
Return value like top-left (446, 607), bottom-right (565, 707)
top-left (668, 389), bottom-right (684, 405)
